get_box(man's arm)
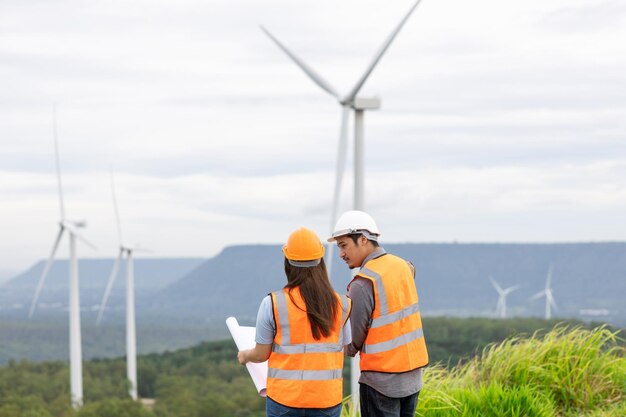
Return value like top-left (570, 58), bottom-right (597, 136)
top-left (345, 278), bottom-right (374, 357)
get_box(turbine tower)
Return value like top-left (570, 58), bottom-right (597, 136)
top-left (96, 169), bottom-right (143, 401)
top-left (530, 264), bottom-right (558, 320)
top-left (261, 0), bottom-right (423, 280)
top-left (489, 276), bottom-right (519, 319)
top-left (29, 107), bottom-right (95, 409)
top-left (262, 2), bottom-right (423, 415)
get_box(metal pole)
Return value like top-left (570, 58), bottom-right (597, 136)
top-left (350, 345), bottom-right (361, 416)
top-left (126, 251), bottom-right (138, 400)
top-left (354, 109), bottom-right (365, 211)
top-left (350, 108), bottom-right (366, 417)
top-left (69, 233), bottom-right (84, 409)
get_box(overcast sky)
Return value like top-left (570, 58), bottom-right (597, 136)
top-left (1, 0), bottom-right (625, 276)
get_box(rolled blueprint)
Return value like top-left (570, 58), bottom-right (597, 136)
top-left (226, 316), bottom-right (268, 397)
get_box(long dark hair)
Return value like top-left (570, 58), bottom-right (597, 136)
top-left (284, 257), bottom-right (339, 340)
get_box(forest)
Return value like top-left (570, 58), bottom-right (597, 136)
top-left (0, 317), bottom-right (623, 417)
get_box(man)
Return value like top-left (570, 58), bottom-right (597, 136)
top-left (328, 210), bottom-right (428, 417)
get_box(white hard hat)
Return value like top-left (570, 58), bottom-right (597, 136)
top-left (327, 210), bottom-right (380, 242)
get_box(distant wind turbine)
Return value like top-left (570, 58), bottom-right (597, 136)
top-left (489, 276), bottom-right (520, 319)
top-left (29, 107), bottom-right (95, 409)
top-left (96, 168), bottom-right (146, 401)
top-left (261, 0), bottom-right (423, 280)
top-left (530, 264), bottom-right (558, 320)
top-left (262, 2), bottom-right (423, 415)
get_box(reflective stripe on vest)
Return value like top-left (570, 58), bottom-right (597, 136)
top-left (272, 343), bottom-right (343, 354)
top-left (357, 254), bottom-right (428, 372)
top-left (268, 368), bottom-right (343, 380)
top-left (360, 265), bottom-right (422, 351)
top-left (370, 301), bottom-right (421, 329)
top-left (361, 328), bottom-right (424, 354)
top-left (271, 290), bottom-right (350, 354)
top-left (272, 289), bottom-right (291, 344)
top-left (360, 266), bottom-right (390, 315)
top-left (267, 288), bottom-right (350, 408)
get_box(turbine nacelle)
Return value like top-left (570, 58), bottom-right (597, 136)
top-left (489, 276), bottom-right (520, 319)
top-left (120, 244), bottom-right (135, 253)
top-left (120, 243), bottom-right (152, 254)
top-left (349, 97), bottom-right (381, 110)
top-left (61, 220), bottom-right (87, 229)
top-left (60, 221), bottom-right (97, 250)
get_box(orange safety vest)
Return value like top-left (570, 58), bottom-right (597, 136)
top-left (354, 253), bottom-right (428, 373)
top-left (267, 287), bottom-right (351, 408)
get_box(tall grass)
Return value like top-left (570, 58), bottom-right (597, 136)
top-left (344, 325), bottom-right (626, 417)
top-left (419, 325), bottom-right (625, 416)
top-left (463, 325), bottom-right (625, 411)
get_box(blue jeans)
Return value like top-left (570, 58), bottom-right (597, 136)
top-left (359, 383), bottom-right (420, 417)
top-left (266, 397), bottom-right (342, 417)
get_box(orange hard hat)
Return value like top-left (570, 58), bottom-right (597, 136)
top-left (283, 227), bottom-right (325, 267)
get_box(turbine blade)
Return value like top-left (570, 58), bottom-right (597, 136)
top-left (529, 291), bottom-right (545, 301)
top-left (64, 225), bottom-right (97, 250)
top-left (75, 233), bottom-right (97, 250)
top-left (29, 227), bottom-right (64, 318)
top-left (489, 276), bottom-right (503, 293)
top-left (96, 249), bottom-right (123, 326)
top-left (53, 105), bottom-right (66, 221)
top-left (330, 106), bottom-right (350, 233)
top-left (546, 263), bottom-right (553, 289)
top-left (110, 167), bottom-right (124, 245)
top-left (344, 0), bottom-right (423, 102)
top-left (326, 105), bottom-right (351, 279)
top-left (503, 285), bottom-right (520, 295)
top-left (260, 25), bottom-right (341, 99)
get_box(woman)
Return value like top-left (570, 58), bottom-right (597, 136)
top-left (238, 227), bottom-right (352, 417)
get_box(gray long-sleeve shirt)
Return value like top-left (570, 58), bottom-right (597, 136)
top-left (346, 247), bottom-right (424, 398)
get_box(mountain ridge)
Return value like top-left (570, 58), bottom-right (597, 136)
top-left (2, 243), bottom-right (625, 326)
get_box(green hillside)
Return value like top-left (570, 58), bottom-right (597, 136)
top-left (0, 318), bottom-right (623, 417)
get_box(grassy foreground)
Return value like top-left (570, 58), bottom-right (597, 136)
top-left (343, 325), bottom-right (626, 417)
top-left (1, 321), bottom-right (623, 416)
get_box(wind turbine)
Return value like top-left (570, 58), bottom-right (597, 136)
top-left (262, 2), bottom-right (423, 415)
top-left (261, 0), bottom-right (423, 280)
top-left (29, 107), bottom-right (95, 409)
top-left (489, 276), bottom-right (519, 319)
top-left (96, 169), bottom-right (143, 401)
top-left (530, 264), bottom-right (558, 320)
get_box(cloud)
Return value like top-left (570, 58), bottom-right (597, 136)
top-left (539, 0), bottom-right (626, 33)
top-left (1, 0), bottom-right (626, 272)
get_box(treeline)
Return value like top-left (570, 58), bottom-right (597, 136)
top-left (0, 318), bottom-right (621, 417)
top-left (0, 340), bottom-right (262, 417)
top-left (0, 318), bottom-right (229, 364)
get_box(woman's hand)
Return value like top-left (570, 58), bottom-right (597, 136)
top-left (237, 344), bottom-right (272, 364)
top-left (238, 349), bottom-right (250, 365)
